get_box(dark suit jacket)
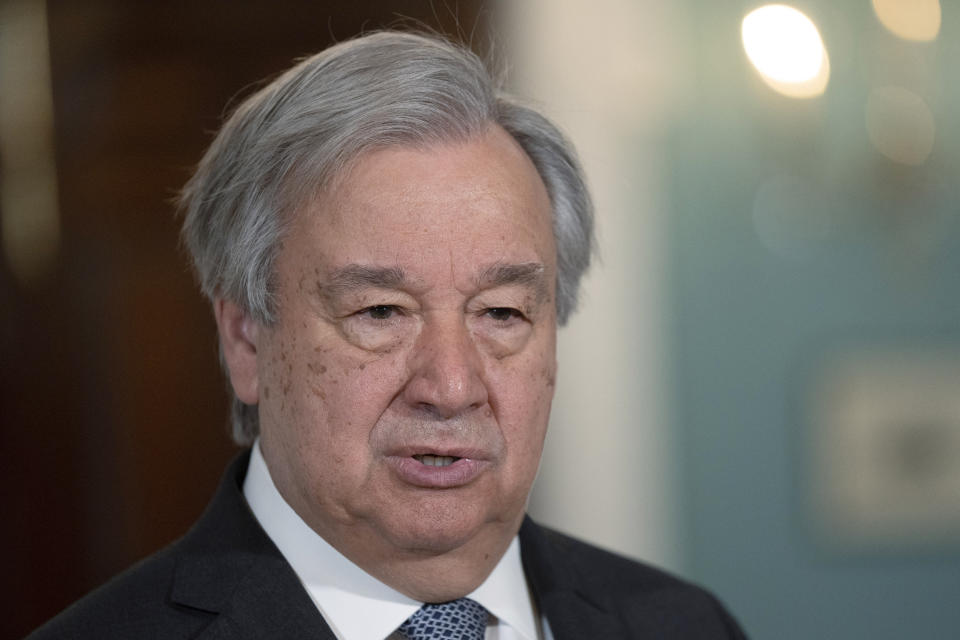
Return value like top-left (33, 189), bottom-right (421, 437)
top-left (28, 452), bottom-right (747, 639)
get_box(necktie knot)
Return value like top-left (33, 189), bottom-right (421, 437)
top-left (398, 598), bottom-right (488, 640)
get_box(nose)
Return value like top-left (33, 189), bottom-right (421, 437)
top-left (403, 313), bottom-right (488, 419)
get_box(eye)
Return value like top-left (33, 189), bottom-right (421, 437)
top-left (484, 307), bottom-right (524, 323)
top-left (360, 305), bottom-right (400, 320)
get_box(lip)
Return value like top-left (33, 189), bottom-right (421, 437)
top-left (385, 447), bottom-right (490, 488)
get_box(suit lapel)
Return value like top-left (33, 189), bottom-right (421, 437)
top-left (518, 517), bottom-right (623, 640)
top-left (190, 562), bottom-right (336, 640)
top-left (168, 451), bottom-right (337, 639)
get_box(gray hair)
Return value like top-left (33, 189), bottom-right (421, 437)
top-left (179, 31), bottom-right (594, 444)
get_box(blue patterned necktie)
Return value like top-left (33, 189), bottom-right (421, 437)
top-left (398, 598), bottom-right (488, 640)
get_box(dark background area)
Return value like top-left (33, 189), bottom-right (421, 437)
top-left (3, 2), bottom-right (488, 637)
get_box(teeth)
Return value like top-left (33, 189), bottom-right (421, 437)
top-left (414, 454), bottom-right (458, 467)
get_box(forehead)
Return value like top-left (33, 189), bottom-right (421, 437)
top-left (283, 127), bottom-right (556, 281)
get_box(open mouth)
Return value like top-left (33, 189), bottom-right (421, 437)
top-left (412, 454), bottom-right (461, 467)
top-left (388, 452), bottom-right (485, 487)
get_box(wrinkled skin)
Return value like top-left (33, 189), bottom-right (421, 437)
top-left (216, 125), bottom-right (558, 601)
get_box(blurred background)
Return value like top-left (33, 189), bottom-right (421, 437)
top-left (3, 1), bottom-right (959, 638)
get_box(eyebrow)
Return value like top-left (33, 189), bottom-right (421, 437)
top-left (319, 261), bottom-right (549, 301)
top-left (320, 265), bottom-right (407, 299)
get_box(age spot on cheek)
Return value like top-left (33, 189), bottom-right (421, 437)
top-left (542, 367), bottom-right (556, 388)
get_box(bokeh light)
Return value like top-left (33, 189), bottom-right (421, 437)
top-left (742, 4), bottom-right (830, 98)
top-left (865, 86), bottom-right (935, 166)
top-left (872, 0), bottom-right (941, 42)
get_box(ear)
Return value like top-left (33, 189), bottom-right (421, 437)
top-left (214, 298), bottom-right (261, 405)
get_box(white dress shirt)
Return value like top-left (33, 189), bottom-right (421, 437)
top-left (243, 441), bottom-right (552, 640)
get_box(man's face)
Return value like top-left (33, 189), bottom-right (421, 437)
top-left (251, 126), bottom-right (557, 569)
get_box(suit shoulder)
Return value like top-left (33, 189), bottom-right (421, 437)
top-left (522, 522), bottom-right (748, 638)
top-left (534, 525), bottom-right (698, 592)
top-left (25, 542), bottom-right (209, 640)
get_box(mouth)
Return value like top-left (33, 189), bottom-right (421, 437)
top-left (412, 454), bottom-right (461, 467)
top-left (387, 450), bottom-right (488, 488)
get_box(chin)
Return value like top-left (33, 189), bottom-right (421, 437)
top-left (381, 500), bottom-right (503, 555)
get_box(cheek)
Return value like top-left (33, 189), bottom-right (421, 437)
top-left (494, 346), bottom-right (557, 453)
top-left (257, 334), bottom-right (299, 424)
top-left (295, 340), bottom-right (408, 445)
top-left (258, 329), bottom-right (340, 446)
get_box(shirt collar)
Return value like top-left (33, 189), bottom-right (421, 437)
top-left (470, 537), bottom-right (540, 640)
top-left (243, 441), bottom-right (539, 640)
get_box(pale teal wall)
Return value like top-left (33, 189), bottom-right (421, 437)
top-left (666, 1), bottom-right (960, 638)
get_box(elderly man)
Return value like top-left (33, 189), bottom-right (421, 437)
top-left (30, 31), bottom-right (746, 639)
